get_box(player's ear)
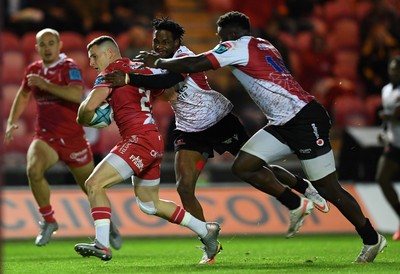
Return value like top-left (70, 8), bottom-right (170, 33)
top-left (58, 40), bottom-right (63, 51)
top-left (174, 39), bottom-right (180, 48)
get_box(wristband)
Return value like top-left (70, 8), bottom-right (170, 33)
top-left (154, 58), bottom-right (161, 67)
top-left (125, 73), bottom-right (130, 84)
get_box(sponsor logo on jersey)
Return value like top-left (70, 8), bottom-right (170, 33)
top-left (70, 148), bottom-right (89, 162)
top-left (69, 69), bottom-right (82, 80)
top-left (257, 43), bottom-right (270, 50)
top-left (299, 148), bottom-right (312, 154)
top-left (94, 76), bottom-right (102, 86)
top-left (150, 150), bottom-right (163, 159)
top-left (222, 134), bottom-right (238, 144)
top-left (175, 138), bottom-right (186, 146)
top-left (213, 43), bottom-right (232, 54)
top-left (130, 154), bottom-right (144, 171)
top-left (177, 84), bottom-right (189, 100)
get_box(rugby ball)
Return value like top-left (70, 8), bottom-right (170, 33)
top-left (88, 102), bottom-right (114, 128)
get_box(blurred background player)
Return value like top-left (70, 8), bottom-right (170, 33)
top-left (376, 56), bottom-right (400, 241)
top-left (103, 18), bottom-right (329, 241)
top-left (4, 28), bottom-right (121, 249)
top-left (136, 11), bottom-right (386, 263)
top-left (74, 36), bottom-right (221, 264)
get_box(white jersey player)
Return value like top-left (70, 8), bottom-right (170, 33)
top-left (376, 56), bottom-right (400, 241)
top-left (135, 11), bottom-right (386, 263)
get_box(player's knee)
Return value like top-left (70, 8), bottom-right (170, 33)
top-left (136, 197), bottom-right (157, 215)
top-left (26, 164), bottom-right (44, 182)
top-left (177, 179), bottom-right (195, 197)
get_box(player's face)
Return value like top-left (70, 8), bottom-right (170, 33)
top-left (152, 30), bottom-right (179, 58)
top-left (217, 27), bottom-right (230, 43)
top-left (217, 26), bottom-right (237, 43)
top-left (388, 60), bottom-right (400, 86)
top-left (36, 32), bottom-right (61, 65)
top-left (88, 45), bottom-right (110, 73)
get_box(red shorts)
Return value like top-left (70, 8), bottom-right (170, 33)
top-left (111, 131), bottom-right (164, 180)
top-left (34, 133), bottom-right (93, 168)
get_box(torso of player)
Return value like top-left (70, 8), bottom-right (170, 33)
top-left (205, 36), bottom-right (315, 125)
top-left (382, 83), bottom-right (400, 147)
top-left (168, 46), bottom-right (233, 132)
top-left (95, 58), bottom-right (160, 138)
top-left (23, 54), bottom-right (85, 138)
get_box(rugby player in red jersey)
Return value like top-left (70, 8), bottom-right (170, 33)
top-left (4, 28), bottom-right (121, 249)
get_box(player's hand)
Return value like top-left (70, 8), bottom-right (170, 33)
top-left (27, 74), bottom-right (49, 90)
top-left (4, 123), bottom-right (18, 144)
top-left (133, 51), bottom-right (160, 68)
top-left (102, 70), bottom-right (127, 87)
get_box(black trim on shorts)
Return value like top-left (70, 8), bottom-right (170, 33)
top-left (173, 113), bottom-right (249, 158)
top-left (264, 100), bottom-right (332, 160)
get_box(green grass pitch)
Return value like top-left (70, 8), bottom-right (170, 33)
top-left (3, 234), bottom-right (399, 273)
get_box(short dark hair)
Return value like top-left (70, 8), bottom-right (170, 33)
top-left (152, 17), bottom-right (185, 42)
top-left (217, 11), bottom-right (250, 31)
top-left (87, 35), bottom-right (118, 51)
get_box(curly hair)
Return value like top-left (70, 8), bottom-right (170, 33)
top-left (152, 17), bottom-right (185, 42)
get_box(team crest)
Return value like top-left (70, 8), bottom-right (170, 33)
top-left (213, 43), bottom-right (232, 54)
top-left (316, 139), bottom-right (324, 146)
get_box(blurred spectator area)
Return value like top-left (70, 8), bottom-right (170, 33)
top-left (2, 0), bottom-right (400, 184)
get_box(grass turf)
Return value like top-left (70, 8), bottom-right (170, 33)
top-left (3, 234), bottom-right (399, 273)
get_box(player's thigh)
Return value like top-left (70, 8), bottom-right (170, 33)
top-left (376, 155), bottom-right (399, 183)
top-left (26, 139), bottom-right (59, 172)
top-left (86, 158), bottom-right (125, 189)
top-left (240, 128), bottom-right (292, 163)
top-left (69, 161), bottom-right (95, 187)
top-left (134, 184), bottom-right (160, 203)
top-left (175, 149), bottom-right (206, 180)
top-left (300, 150), bottom-right (336, 181)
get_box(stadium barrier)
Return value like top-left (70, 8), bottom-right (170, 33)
top-left (2, 184), bottom-right (398, 239)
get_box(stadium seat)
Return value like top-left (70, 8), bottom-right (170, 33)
top-left (3, 84), bottom-right (20, 113)
top-left (116, 31), bottom-right (129, 53)
top-left (2, 31), bottom-right (21, 51)
top-left (67, 50), bottom-right (89, 69)
top-left (21, 32), bottom-right (37, 64)
top-left (332, 49), bottom-right (359, 81)
top-left (2, 51), bottom-right (25, 83)
top-left (328, 17), bottom-right (360, 50)
top-left (60, 31), bottom-right (85, 52)
top-left (331, 95), bottom-right (368, 127)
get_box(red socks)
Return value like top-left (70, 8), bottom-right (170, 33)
top-left (39, 205), bottom-right (56, 223)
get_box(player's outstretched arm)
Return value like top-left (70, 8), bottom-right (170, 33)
top-left (102, 70), bottom-right (184, 89)
top-left (134, 51), bottom-right (213, 73)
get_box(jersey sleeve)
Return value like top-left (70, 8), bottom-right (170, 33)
top-left (63, 60), bottom-right (84, 86)
top-left (204, 42), bottom-right (244, 69)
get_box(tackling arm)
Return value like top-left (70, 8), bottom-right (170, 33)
top-left (135, 51), bottom-right (214, 73)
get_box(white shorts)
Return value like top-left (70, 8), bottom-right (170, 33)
top-left (240, 129), bottom-right (336, 181)
top-left (104, 153), bottom-right (160, 187)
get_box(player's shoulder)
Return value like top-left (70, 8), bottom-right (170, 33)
top-left (175, 46), bottom-right (194, 58)
top-left (26, 60), bottom-right (42, 70)
top-left (60, 57), bottom-right (81, 70)
top-left (382, 83), bottom-right (393, 93)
